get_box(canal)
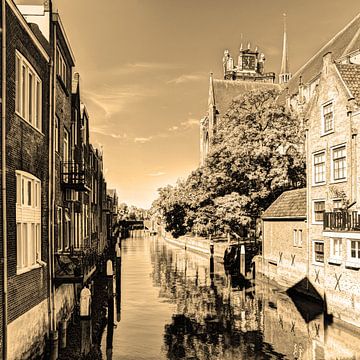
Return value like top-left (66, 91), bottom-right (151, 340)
top-left (101, 234), bottom-right (360, 359)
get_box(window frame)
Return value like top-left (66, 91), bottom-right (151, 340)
top-left (312, 150), bottom-right (326, 186)
top-left (321, 100), bottom-right (334, 135)
top-left (16, 170), bottom-right (42, 273)
top-left (329, 238), bottom-right (342, 265)
top-left (312, 200), bottom-right (326, 225)
top-left (313, 240), bottom-right (325, 265)
top-left (15, 50), bottom-right (42, 133)
top-left (331, 144), bottom-right (347, 183)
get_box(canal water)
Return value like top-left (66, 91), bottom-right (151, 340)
top-left (101, 235), bottom-right (360, 359)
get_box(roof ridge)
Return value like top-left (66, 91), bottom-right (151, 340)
top-left (291, 12), bottom-right (360, 81)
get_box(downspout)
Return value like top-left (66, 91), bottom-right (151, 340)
top-left (1, 1), bottom-right (8, 358)
top-left (48, 7), bottom-right (57, 358)
top-left (305, 125), bottom-right (310, 292)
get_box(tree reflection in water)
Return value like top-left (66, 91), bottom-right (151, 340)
top-left (148, 237), bottom-right (360, 359)
top-left (150, 240), bottom-right (285, 359)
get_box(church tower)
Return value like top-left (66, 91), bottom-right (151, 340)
top-left (279, 13), bottom-right (292, 84)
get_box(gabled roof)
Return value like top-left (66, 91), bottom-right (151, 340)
top-left (212, 79), bottom-right (280, 115)
top-left (287, 13), bottom-right (360, 96)
top-left (336, 63), bottom-right (360, 105)
top-left (262, 188), bottom-right (306, 219)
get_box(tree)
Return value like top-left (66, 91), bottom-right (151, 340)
top-left (152, 89), bottom-right (306, 238)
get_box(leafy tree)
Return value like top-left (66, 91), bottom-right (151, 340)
top-left (152, 89), bottom-right (305, 238)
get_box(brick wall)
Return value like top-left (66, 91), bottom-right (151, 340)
top-left (5, 3), bottom-right (50, 325)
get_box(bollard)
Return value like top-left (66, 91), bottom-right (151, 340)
top-left (240, 245), bottom-right (246, 276)
top-left (210, 238), bottom-right (214, 258)
top-left (60, 320), bottom-right (67, 349)
top-left (50, 330), bottom-right (58, 360)
top-left (80, 286), bottom-right (92, 356)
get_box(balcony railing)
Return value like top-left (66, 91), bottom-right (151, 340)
top-left (54, 246), bottom-right (98, 285)
top-left (324, 211), bottom-right (360, 232)
top-left (61, 161), bottom-right (91, 192)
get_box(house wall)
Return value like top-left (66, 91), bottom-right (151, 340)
top-left (4, 4), bottom-right (50, 359)
top-left (306, 53), bottom-right (360, 327)
top-left (262, 219), bottom-right (307, 290)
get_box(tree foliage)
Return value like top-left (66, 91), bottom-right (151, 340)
top-left (151, 89), bottom-right (306, 238)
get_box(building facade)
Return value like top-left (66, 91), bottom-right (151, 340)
top-left (1, 1), bottom-right (121, 358)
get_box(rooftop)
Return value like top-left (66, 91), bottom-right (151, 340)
top-left (336, 63), bottom-right (360, 105)
top-left (262, 188), bottom-right (306, 219)
top-left (212, 79), bottom-right (280, 115)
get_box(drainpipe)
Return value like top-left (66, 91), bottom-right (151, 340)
top-left (1, 1), bottom-right (8, 358)
top-left (305, 124), bottom-right (310, 292)
top-left (347, 98), bottom-right (357, 205)
top-left (48, 5), bottom-right (58, 358)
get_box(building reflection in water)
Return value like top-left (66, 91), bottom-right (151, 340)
top-left (150, 237), bottom-right (360, 359)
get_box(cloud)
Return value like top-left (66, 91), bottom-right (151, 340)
top-left (167, 73), bottom-right (205, 84)
top-left (147, 171), bottom-right (166, 177)
top-left (91, 126), bottom-right (127, 139)
top-left (181, 118), bottom-right (199, 128)
top-left (83, 85), bottom-right (153, 118)
top-left (134, 136), bottom-right (153, 143)
top-left (168, 126), bottom-right (179, 132)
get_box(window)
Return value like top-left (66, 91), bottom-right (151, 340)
top-left (16, 171), bottom-right (41, 272)
top-left (323, 102), bottom-right (334, 133)
top-left (333, 199), bottom-right (342, 211)
top-left (350, 240), bottom-right (360, 261)
top-left (293, 229), bottom-right (303, 247)
top-left (293, 229), bottom-right (297, 246)
top-left (55, 116), bottom-right (59, 153)
top-left (313, 200), bottom-right (325, 223)
top-left (313, 151), bottom-right (325, 184)
top-left (330, 238), bottom-right (342, 259)
top-left (57, 207), bottom-right (63, 251)
top-left (313, 241), bottom-right (324, 263)
top-left (15, 51), bottom-right (42, 131)
top-left (56, 47), bottom-right (67, 85)
top-left (332, 145), bottom-right (346, 181)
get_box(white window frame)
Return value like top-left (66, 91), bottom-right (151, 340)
top-left (312, 150), bottom-right (326, 185)
top-left (15, 50), bottom-right (42, 132)
top-left (55, 116), bottom-right (60, 153)
top-left (312, 199), bottom-right (325, 225)
top-left (331, 144), bottom-right (347, 183)
top-left (298, 229), bottom-right (303, 248)
top-left (329, 238), bottom-right (342, 265)
top-left (313, 240), bottom-right (324, 265)
top-left (16, 170), bottom-right (42, 273)
top-left (321, 100), bottom-right (334, 135)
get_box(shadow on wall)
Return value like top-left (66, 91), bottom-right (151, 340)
top-left (286, 277), bottom-right (333, 326)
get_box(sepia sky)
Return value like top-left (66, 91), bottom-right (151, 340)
top-left (19, 0), bottom-right (360, 208)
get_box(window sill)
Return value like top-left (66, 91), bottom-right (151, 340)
top-left (16, 262), bottom-right (43, 275)
top-left (312, 221), bottom-right (324, 226)
top-left (321, 130), bottom-right (334, 137)
top-left (330, 179), bottom-right (347, 184)
top-left (312, 182), bottom-right (326, 187)
top-left (15, 111), bottom-right (44, 136)
top-left (312, 262), bottom-right (324, 267)
top-left (328, 258), bottom-right (342, 265)
top-left (345, 260), bottom-right (360, 270)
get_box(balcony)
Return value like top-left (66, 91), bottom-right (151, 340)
top-left (324, 211), bottom-right (360, 232)
top-left (54, 246), bottom-right (98, 285)
top-left (61, 161), bottom-right (91, 192)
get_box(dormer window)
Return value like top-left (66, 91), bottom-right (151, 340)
top-left (322, 102), bottom-right (334, 134)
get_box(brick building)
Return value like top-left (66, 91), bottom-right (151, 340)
top-left (1, 1), bottom-right (51, 358)
top-left (261, 12), bottom-right (360, 328)
top-left (0, 1), bottom-right (120, 358)
top-left (261, 189), bottom-right (307, 291)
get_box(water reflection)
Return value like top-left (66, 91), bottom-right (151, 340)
top-left (102, 236), bottom-right (360, 359)
top-left (150, 237), bottom-right (360, 359)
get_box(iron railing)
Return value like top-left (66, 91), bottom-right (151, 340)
top-left (61, 161), bottom-right (91, 191)
top-left (324, 211), bottom-right (360, 231)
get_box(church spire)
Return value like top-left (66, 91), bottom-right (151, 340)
top-left (208, 72), bottom-right (215, 107)
top-left (279, 13), bottom-right (291, 84)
